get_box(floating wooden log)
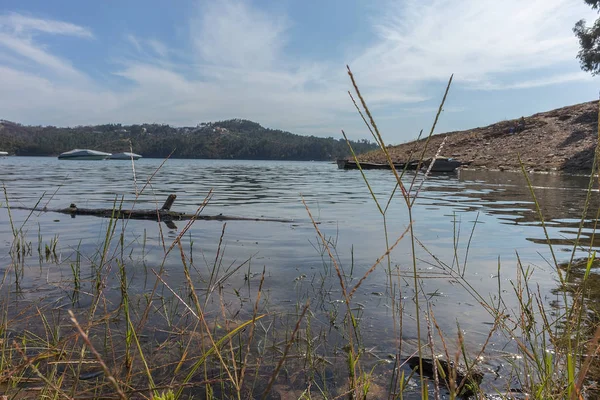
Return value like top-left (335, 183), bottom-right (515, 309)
top-left (9, 194), bottom-right (294, 224)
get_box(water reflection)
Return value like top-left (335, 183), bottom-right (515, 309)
top-left (553, 259), bottom-right (600, 397)
top-left (452, 170), bottom-right (600, 251)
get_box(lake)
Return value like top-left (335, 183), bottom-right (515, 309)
top-left (0, 156), bottom-right (597, 397)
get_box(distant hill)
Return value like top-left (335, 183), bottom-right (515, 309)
top-left (358, 101), bottom-right (599, 173)
top-left (0, 118), bottom-right (377, 161)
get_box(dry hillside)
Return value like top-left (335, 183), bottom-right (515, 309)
top-left (358, 101), bottom-right (599, 173)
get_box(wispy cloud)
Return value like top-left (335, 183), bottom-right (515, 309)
top-left (352, 0), bottom-right (596, 90)
top-left (191, 0), bottom-right (288, 69)
top-left (147, 39), bottom-right (168, 58)
top-left (126, 34), bottom-right (143, 53)
top-left (126, 34), bottom-right (171, 59)
top-left (0, 33), bottom-right (87, 81)
top-left (0, 12), bottom-right (93, 38)
top-left (476, 72), bottom-right (595, 90)
top-left (0, 12), bottom-right (92, 82)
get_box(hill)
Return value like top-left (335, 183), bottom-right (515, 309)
top-left (0, 119), bottom-right (377, 161)
top-left (358, 101), bottom-right (599, 173)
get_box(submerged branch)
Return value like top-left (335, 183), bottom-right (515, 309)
top-left (7, 194), bottom-right (294, 224)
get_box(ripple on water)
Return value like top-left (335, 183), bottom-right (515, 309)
top-left (1, 158), bottom-right (598, 393)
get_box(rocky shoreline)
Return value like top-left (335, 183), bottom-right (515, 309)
top-left (358, 100), bottom-right (599, 174)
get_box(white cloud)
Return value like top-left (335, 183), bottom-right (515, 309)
top-left (475, 71), bottom-right (595, 90)
top-left (126, 35), bottom-right (171, 59)
top-left (0, 67), bottom-right (116, 123)
top-left (0, 33), bottom-right (87, 81)
top-left (191, 0), bottom-right (288, 69)
top-left (0, 13), bottom-right (93, 38)
top-left (126, 34), bottom-right (143, 53)
top-left (147, 39), bottom-right (168, 57)
top-left (351, 0), bottom-right (597, 90)
top-left (0, 13), bottom-right (92, 83)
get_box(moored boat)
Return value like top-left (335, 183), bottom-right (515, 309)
top-left (337, 157), bottom-right (470, 173)
top-left (58, 149), bottom-right (111, 160)
top-left (0, 151), bottom-right (8, 156)
top-left (337, 159), bottom-right (408, 170)
top-left (336, 159), bottom-right (348, 169)
top-left (423, 157), bottom-right (470, 173)
top-left (108, 152), bottom-right (142, 160)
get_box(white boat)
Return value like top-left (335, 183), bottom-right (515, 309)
top-left (108, 152), bottom-right (142, 160)
top-left (0, 151), bottom-right (8, 156)
top-left (58, 149), bottom-right (111, 160)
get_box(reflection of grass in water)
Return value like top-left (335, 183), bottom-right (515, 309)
top-left (554, 259), bottom-right (600, 396)
top-left (1, 78), bottom-right (600, 400)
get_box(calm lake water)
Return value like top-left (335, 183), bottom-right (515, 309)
top-left (1, 156), bottom-right (598, 393)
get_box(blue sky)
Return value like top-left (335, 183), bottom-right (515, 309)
top-left (0, 0), bottom-right (598, 143)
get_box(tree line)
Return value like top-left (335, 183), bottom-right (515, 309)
top-left (0, 118), bottom-right (377, 161)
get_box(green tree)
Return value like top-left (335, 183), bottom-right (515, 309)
top-left (574, 0), bottom-right (600, 75)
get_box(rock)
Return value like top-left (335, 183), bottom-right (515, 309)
top-left (406, 356), bottom-right (484, 397)
top-left (79, 370), bottom-right (104, 380)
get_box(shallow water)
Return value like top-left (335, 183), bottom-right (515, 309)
top-left (1, 156), bottom-right (598, 395)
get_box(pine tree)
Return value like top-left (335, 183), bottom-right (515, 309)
top-left (574, 0), bottom-right (600, 75)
